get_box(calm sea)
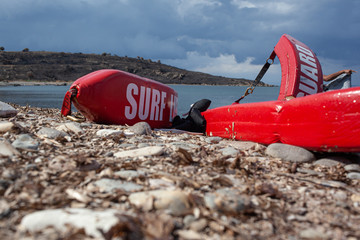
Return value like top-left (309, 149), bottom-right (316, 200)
top-left (0, 85), bottom-right (280, 115)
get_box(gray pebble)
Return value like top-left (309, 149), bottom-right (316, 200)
top-left (114, 146), bottom-right (164, 158)
top-left (204, 188), bottom-right (251, 214)
top-left (12, 134), bottom-right (39, 150)
top-left (114, 170), bottom-right (144, 179)
top-left (189, 218), bottom-right (207, 232)
top-left (170, 142), bottom-right (200, 151)
top-left (299, 227), bottom-right (330, 239)
top-left (265, 143), bottom-right (315, 163)
top-left (90, 178), bottom-right (143, 193)
top-left (344, 164), bottom-right (360, 172)
top-left (19, 208), bottom-right (126, 239)
top-left (205, 137), bottom-right (222, 144)
top-left (0, 101), bottom-right (18, 118)
top-left (57, 122), bottom-right (84, 134)
top-left (0, 141), bottom-right (20, 157)
top-left (129, 190), bottom-right (191, 216)
top-left (346, 172), bottom-right (360, 180)
top-left (138, 143), bottom-right (150, 148)
top-left (0, 121), bottom-right (15, 133)
top-left (127, 122), bottom-right (152, 135)
top-left (183, 215), bottom-right (196, 227)
top-left (220, 147), bottom-right (239, 157)
top-left (96, 129), bottom-right (123, 138)
top-left (313, 159), bottom-right (343, 167)
top-left (118, 143), bottom-right (136, 149)
top-left (0, 199), bottom-right (11, 219)
top-left (37, 127), bottom-right (67, 139)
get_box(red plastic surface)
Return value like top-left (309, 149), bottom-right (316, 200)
top-left (62, 69), bottom-right (178, 128)
top-left (203, 34), bottom-right (359, 152)
top-left (275, 34), bottom-right (323, 100)
top-left (203, 87), bottom-right (360, 152)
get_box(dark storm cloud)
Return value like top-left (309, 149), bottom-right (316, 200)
top-left (1, 0), bottom-right (359, 84)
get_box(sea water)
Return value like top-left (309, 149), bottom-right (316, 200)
top-left (0, 85), bottom-right (280, 115)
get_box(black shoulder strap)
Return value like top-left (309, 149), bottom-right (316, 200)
top-left (234, 51), bottom-right (276, 103)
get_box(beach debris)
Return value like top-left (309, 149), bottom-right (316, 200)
top-left (0, 104), bottom-right (359, 239)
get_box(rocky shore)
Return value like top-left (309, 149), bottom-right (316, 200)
top-left (1, 101), bottom-right (360, 239)
top-left (0, 51), bottom-right (272, 86)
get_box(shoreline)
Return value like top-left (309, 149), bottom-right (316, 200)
top-left (0, 80), bottom-right (277, 87)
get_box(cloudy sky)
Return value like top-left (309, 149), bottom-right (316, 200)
top-left (1, 0), bottom-right (359, 85)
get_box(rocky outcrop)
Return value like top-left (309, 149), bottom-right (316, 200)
top-left (0, 51), bottom-right (272, 86)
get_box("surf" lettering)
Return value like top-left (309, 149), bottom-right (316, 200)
top-left (295, 44), bottom-right (320, 97)
top-left (124, 83), bottom-right (177, 122)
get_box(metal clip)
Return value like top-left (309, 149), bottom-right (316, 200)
top-left (267, 57), bottom-right (274, 65)
top-left (245, 87), bottom-right (254, 96)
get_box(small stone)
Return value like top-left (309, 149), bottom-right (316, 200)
top-left (129, 190), bottom-right (191, 216)
top-left (346, 172), bottom-right (360, 180)
top-left (0, 141), bottom-right (20, 157)
top-left (78, 160), bottom-right (101, 172)
top-left (57, 122), bottom-right (84, 134)
top-left (183, 215), bottom-right (196, 227)
top-left (114, 170), bottom-right (145, 179)
top-left (0, 199), bottom-right (11, 219)
top-left (2, 169), bottom-right (18, 180)
top-left (189, 218), bottom-right (207, 232)
top-left (204, 188), bottom-right (252, 215)
top-left (127, 122), bottom-right (152, 135)
top-left (333, 191), bottom-right (347, 201)
top-left (48, 155), bottom-right (77, 171)
top-left (300, 227), bottom-right (330, 239)
top-left (149, 178), bottom-right (175, 188)
top-left (0, 101), bottom-right (18, 118)
top-left (114, 146), bottom-right (164, 158)
top-left (96, 129), bottom-right (123, 138)
top-left (220, 147), bottom-right (239, 157)
top-left (19, 208), bottom-right (132, 239)
top-left (313, 159), bottom-right (344, 167)
top-left (351, 194), bottom-right (360, 202)
top-left (208, 221), bottom-right (225, 233)
top-left (37, 127), bottom-right (68, 139)
top-left (12, 134), bottom-right (39, 150)
top-left (344, 164), bottom-right (360, 172)
top-left (170, 142), bottom-right (200, 151)
top-left (138, 143), bottom-right (150, 148)
top-left (314, 156), bottom-right (351, 167)
top-left (205, 137), bottom-right (222, 144)
top-left (90, 178), bottom-right (143, 193)
top-left (98, 168), bottom-right (114, 178)
top-left (118, 143), bottom-right (136, 149)
top-left (223, 140), bottom-right (258, 150)
top-left (0, 121), bottom-right (15, 133)
top-left (176, 230), bottom-right (203, 240)
top-left (265, 143), bottom-right (315, 163)
top-left (25, 163), bottom-right (38, 171)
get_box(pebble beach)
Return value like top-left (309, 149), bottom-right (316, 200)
top-left (1, 101), bottom-right (360, 239)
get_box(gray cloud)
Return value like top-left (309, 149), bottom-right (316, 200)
top-left (1, 0), bottom-right (359, 85)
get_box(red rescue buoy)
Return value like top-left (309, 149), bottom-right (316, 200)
top-left (203, 34), bottom-right (360, 152)
top-left (61, 69), bottom-right (178, 128)
top-left (275, 34), bottom-right (323, 100)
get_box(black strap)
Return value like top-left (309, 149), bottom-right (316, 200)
top-left (234, 51), bottom-right (276, 103)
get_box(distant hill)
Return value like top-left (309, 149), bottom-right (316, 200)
top-left (0, 50), bottom-right (271, 86)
